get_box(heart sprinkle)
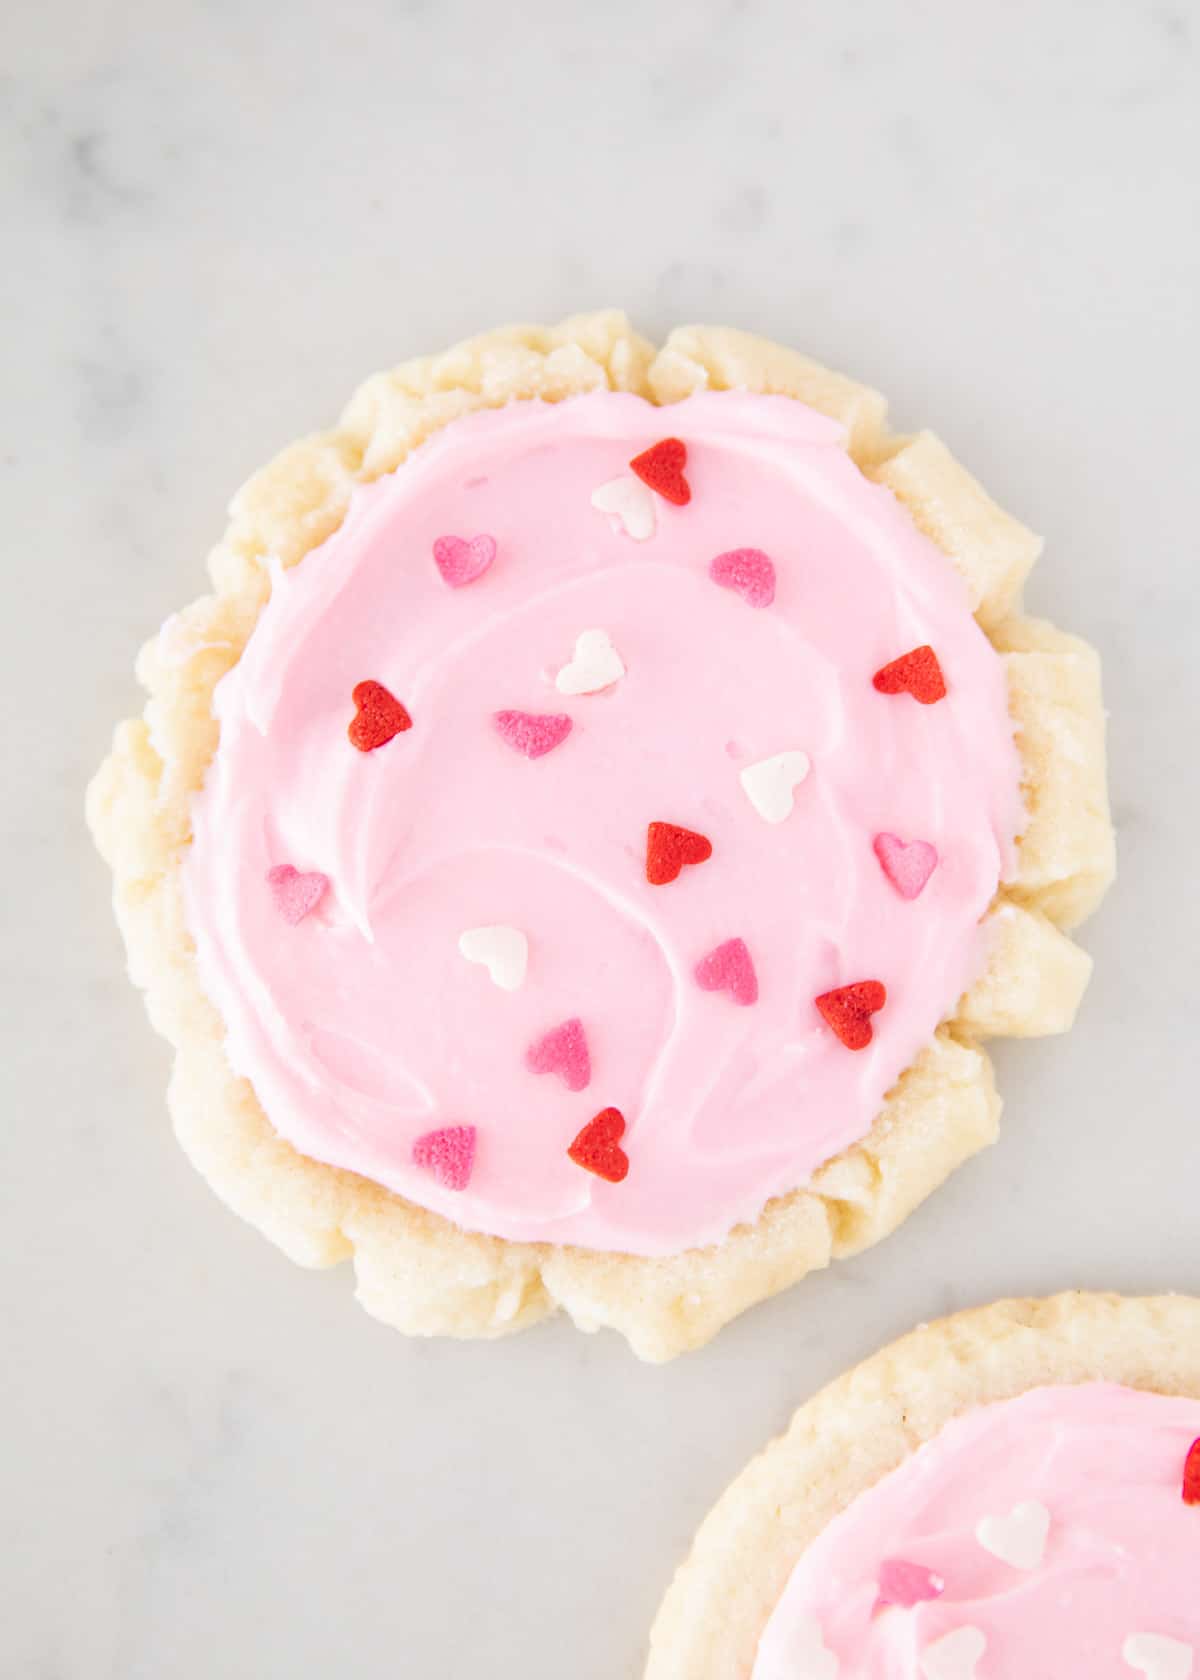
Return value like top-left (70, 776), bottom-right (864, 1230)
top-left (266, 864), bottom-right (329, 925)
top-left (1184, 1438), bottom-right (1200, 1504)
top-left (920, 1626), bottom-right (986, 1680)
top-left (525, 1018), bottom-right (592, 1092)
top-left (348, 680), bottom-right (412, 751)
top-left (432, 532), bottom-right (496, 588)
top-left (740, 750), bottom-right (811, 824)
top-left (646, 822), bottom-right (713, 886)
top-left (493, 710), bottom-right (573, 760)
top-left (590, 475), bottom-right (657, 541)
top-left (554, 628), bottom-right (626, 696)
top-left (458, 925), bottom-right (528, 992)
top-left (874, 832), bottom-right (939, 900)
top-left (876, 1559), bottom-right (945, 1609)
top-left (568, 1107), bottom-right (629, 1182)
top-left (873, 645), bottom-right (947, 704)
top-left (629, 437), bottom-right (690, 505)
top-left (694, 938), bottom-right (759, 1006)
top-left (815, 981), bottom-right (887, 1050)
top-left (975, 1500), bottom-right (1050, 1571)
top-left (411, 1125), bottom-right (476, 1191)
top-left (1122, 1633), bottom-right (1195, 1680)
top-left (710, 547), bottom-right (777, 608)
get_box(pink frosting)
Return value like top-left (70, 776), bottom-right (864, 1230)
top-left (182, 390), bottom-right (1022, 1256)
top-left (753, 1383), bottom-right (1200, 1678)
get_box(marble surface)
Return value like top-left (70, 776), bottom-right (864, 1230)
top-left (5, 4), bottom-right (1198, 1676)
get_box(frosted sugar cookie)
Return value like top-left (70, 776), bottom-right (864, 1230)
top-left (646, 1294), bottom-right (1200, 1677)
top-left (87, 314), bottom-right (1113, 1358)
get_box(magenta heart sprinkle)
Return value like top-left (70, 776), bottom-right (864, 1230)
top-left (873, 832), bottom-right (939, 900)
top-left (266, 864), bottom-right (329, 925)
top-left (709, 547), bottom-right (776, 608)
top-left (493, 710), bottom-right (574, 760)
top-left (433, 532), bottom-right (497, 588)
top-left (694, 937), bottom-right (759, 1006)
top-left (876, 1558), bottom-right (945, 1608)
top-left (412, 1125), bottom-right (477, 1191)
top-left (525, 1018), bottom-right (592, 1091)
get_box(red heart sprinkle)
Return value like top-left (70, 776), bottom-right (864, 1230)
top-left (815, 980), bottom-right (887, 1050)
top-left (629, 437), bottom-right (691, 505)
top-left (646, 822), bottom-right (713, 886)
top-left (568, 1107), bottom-right (629, 1182)
top-left (694, 938), bottom-right (759, 1006)
top-left (872, 645), bottom-right (947, 704)
top-left (348, 680), bottom-right (412, 751)
top-left (1184, 1438), bottom-right (1200, 1504)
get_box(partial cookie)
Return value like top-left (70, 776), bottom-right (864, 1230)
top-left (646, 1293), bottom-right (1200, 1677)
top-left (87, 314), bottom-right (1114, 1358)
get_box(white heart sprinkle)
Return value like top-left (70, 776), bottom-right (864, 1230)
top-left (458, 925), bottom-right (528, 992)
top-left (1124, 1634), bottom-right (1195, 1680)
top-left (781, 1615), bottom-right (838, 1680)
top-left (739, 750), bottom-right (812, 824)
top-left (975, 1500), bottom-right (1050, 1571)
top-left (590, 475), bottom-right (656, 541)
top-left (920, 1626), bottom-right (987, 1680)
top-left (555, 628), bottom-right (626, 696)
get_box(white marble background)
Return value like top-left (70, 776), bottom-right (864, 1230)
top-left (5, 2), bottom-right (1198, 1675)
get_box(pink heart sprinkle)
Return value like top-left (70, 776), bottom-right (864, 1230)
top-left (709, 547), bottom-right (776, 609)
top-left (412, 1125), bottom-right (477, 1191)
top-left (694, 937), bottom-right (759, 1006)
top-left (433, 532), bottom-right (497, 588)
top-left (493, 710), bottom-right (574, 760)
top-left (876, 1559), bottom-right (945, 1609)
top-left (525, 1017), bottom-right (592, 1091)
top-left (266, 864), bottom-right (329, 925)
top-left (873, 833), bottom-right (939, 900)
